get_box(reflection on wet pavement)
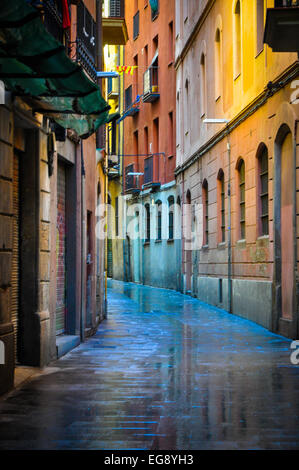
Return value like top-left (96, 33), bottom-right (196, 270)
top-left (0, 279), bottom-right (299, 450)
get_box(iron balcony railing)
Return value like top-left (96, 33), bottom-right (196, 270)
top-left (43, 0), bottom-right (64, 44)
top-left (76, 1), bottom-right (97, 81)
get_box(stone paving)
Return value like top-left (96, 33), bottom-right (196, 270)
top-left (0, 279), bottom-right (299, 450)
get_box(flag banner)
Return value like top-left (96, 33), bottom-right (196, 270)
top-left (114, 65), bottom-right (138, 76)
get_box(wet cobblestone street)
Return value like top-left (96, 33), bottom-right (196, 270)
top-left (0, 280), bottom-right (299, 450)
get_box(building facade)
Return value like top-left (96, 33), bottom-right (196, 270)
top-left (0, 0), bottom-right (109, 395)
top-left (118, 0), bottom-right (179, 289)
top-left (175, 0), bottom-right (299, 338)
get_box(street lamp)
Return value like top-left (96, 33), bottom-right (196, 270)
top-left (203, 118), bottom-right (232, 314)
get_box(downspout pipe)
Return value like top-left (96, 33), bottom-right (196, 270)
top-left (226, 126), bottom-right (232, 314)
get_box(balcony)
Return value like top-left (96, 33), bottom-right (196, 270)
top-left (264, 1), bottom-right (299, 52)
top-left (143, 65), bottom-right (159, 103)
top-left (103, 0), bottom-right (128, 45)
top-left (142, 156), bottom-right (161, 191)
top-left (125, 164), bottom-right (141, 195)
top-left (76, 2), bottom-right (97, 80)
top-left (43, 0), bottom-right (64, 44)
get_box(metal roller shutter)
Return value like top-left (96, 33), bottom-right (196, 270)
top-left (11, 154), bottom-right (19, 362)
top-left (56, 163), bottom-right (66, 335)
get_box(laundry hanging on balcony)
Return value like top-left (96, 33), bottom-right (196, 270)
top-left (0, 0), bottom-right (110, 139)
top-left (62, 0), bottom-right (71, 30)
top-left (149, 0), bottom-right (159, 13)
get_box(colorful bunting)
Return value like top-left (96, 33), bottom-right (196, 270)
top-left (115, 65), bottom-right (138, 76)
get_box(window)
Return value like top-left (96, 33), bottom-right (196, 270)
top-left (168, 111), bottom-right (174, 157)
top-left (133, 10), bottom-right (140, 40)
top-left (184, 78), bottom-right (189, 134)
top-left (145, 203), bottom-right (151, 241)
top-left (125, 85), bottom-right (132, 110)
top-left (168, 21), bottom-right (174, 63)
top-left (256, 0), bottom-right (264, 55)
top-left (215, 28), bottom-right (222, 99)
top-left (144, 44), bottom-right (148, 68)
top-left (202, 180), bottom-right (209, 246)
top-left (111, 119), bottom-right (117, 155)
top-left (133, 130), bottom-right (138, 156)
top-left (109, 0), bottom-right (124, 18)
top-left (234, 0), bottom-right (241, 78)
top-left (144, 126), bottom-right (149, 155)
top-left (125, 164), bottom-right (134, 190)
top-left (133, 54), bottom-right (138, 96)
top-left (168, 196), bottom-right (175, 240)
top-left (238, 159), bottom-right (245, 239)
top-left (153, 117), bottom-right (159, 154)
top-left (200, 53), bottom-right (206, 117)
top-left (218, 170), bottom-right (225, 242)
top-left (156, 201), bottom-right (162, 240)
top-left (115, 196), bottom-right (119, 237)
top-left (258, 145), bottom-right (269, 236)
top-left (144, 155), bottom-right (154, 184)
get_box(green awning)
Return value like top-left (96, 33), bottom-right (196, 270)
top-left (0, 0), bottom-right (110, 139)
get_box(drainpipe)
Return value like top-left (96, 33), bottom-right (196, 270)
top-left (80, 140), bottom-right (86, 341)
top-left (226, 127), bottom-right (232, 314)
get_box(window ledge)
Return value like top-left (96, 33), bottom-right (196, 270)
top-left (257, 235), bottom-right (269, 240)
top-left (217, 242), bottom-right (226, 250)
top-left (155, 239), bottom-right (162, 244)
top-left (167, 238), bottom-right (174, 244)
top-left (201, 244), bottom-right (209, 251)
top-left (236, 239), bottom-right (246, 248)
top-left (144, 240), bottom-right (150, 246)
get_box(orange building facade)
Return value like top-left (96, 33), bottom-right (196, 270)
top-left (118, 0), bottom-right (180, 289)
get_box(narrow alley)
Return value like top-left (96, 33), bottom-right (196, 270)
top-left (0, 280), bottom-right (298, 451)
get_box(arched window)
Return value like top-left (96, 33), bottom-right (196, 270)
top-left (145, 203), bottom-right (150, 242)
top-left (234, 0), bottom-right (241, 78)
top-left (202, 179), bottom-right (209, 246)
top-left (237, 159), bottom-right (245, 239)
top-left (185, 190), bottom-right (192, 243)
top-left (168, 196), bottom-right (175, 240)
top-left (217, 169), bottom-right (225, 243)
top-left (200, 53), bottom-right (206, 117)
top-left (215, 28), bottom-right (222, 99)
top-left (257, 145), bottom-right (269, 236)
top-left (156, 200), bottom-right (162, 240)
